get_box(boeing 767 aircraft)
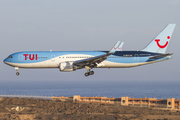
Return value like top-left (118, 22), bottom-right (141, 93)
top-left (4, 24), bottom-right (176, 76)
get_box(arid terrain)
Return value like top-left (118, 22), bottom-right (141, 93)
top-left (0, 97), bottom-right (180, 120)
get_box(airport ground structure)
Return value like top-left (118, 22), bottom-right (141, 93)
top-left (53, 95), bottom-right (180, 110)
top-left (0, 94), bottom-right (179, 110)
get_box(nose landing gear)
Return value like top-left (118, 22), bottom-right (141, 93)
top-left (15, 67), bottom-right (20, 76)
top-left (16, 72), bottom-right (20, 76)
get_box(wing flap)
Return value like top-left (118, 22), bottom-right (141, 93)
top-left (74, 54), bottom-right (107, 67)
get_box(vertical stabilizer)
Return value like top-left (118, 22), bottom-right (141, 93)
top-left (142, 24), bottom-right (176, 53)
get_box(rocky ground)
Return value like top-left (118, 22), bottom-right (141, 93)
top-left (0, 97), bottom-right (180, 120)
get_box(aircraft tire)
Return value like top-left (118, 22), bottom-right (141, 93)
top-left (89, 71), bottom-right (94, 75)
top-left (85, 72), bottom-right (89, 77)
top-left (16, 72), bottom-right (20, 76)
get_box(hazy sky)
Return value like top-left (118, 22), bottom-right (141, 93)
top-left (0, 0), bottom-right (180, 82)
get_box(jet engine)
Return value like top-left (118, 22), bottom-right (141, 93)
top-left (59, 62), bottom-right (75, 72)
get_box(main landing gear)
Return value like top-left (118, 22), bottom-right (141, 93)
top-left (15, 67), bottom-right (20, 76)
top-left (85, 71), bottom-right (94, 77)
top-left (84, 66), bottom-right (94, 77)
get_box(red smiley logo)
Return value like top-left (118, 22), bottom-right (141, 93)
top-left (155, 36), bottom-right (170, 48)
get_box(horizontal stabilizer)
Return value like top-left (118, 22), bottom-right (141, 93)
top-left (149, 53), bottom-right (173, 59)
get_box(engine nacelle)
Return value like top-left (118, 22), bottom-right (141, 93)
top-left (59, 62), bottom-right (75, 72)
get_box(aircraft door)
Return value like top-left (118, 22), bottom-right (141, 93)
top-left (51, 54), bottom-right (55, 62)
top-left (134, 54), bottom-right (139, 61)
top-left (18, 55), bottom-right (23, 62)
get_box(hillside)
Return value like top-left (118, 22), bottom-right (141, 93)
top-left (0, 97), bottom-right (180, 120)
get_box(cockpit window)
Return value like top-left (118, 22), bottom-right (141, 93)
top-left (8, 56), bottom-right (12, 58)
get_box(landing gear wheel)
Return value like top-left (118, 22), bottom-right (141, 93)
top-left (85, 72), bottom-right (89, 77)
top-left (15, 67), bottom-right (19, 76)
top-left (16, 72), bottom-right (20, 76)
top-left (89, 71), bottom-right (94, 75)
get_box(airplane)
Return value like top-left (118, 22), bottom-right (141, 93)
top-left (3, 24), bottom-right (176, 77)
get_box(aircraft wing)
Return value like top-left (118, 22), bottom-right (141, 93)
top-left (117, 42), bottom-right (124, 51)
top-left (149, 53), bottom-right (173, 60)
top-left (73, 41), bottom-right (120, 68)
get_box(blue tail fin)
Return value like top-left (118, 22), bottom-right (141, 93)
top-left (142, 24), bottom-right (176, 53)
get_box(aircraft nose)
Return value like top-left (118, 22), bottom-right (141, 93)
top-left (3, 58), bottom-right (7, 64)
